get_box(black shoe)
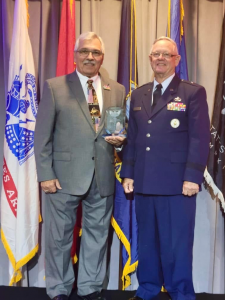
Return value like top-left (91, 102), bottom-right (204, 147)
top-left (52, 295), bottom-right (68, 300)
top-left (78, 291), bottom-right (106, 300)
top-left (129, 297), bottom-right (144, 300)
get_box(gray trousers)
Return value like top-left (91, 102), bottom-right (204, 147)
top-left (45, 175), bottom-right (113, 299)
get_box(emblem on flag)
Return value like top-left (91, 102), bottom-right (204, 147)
top-left (6, 66), bottom-right (37, 165)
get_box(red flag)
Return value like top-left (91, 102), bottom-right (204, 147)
top-left (56, 0), bottom-right (81, 263)
top-left (56, 0), bottom-right (76, 76)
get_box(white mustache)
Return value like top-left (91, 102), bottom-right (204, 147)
top-left (84, 60), bottom-right (96, 65)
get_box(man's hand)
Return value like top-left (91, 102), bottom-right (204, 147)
top-left (104, 135), bottom-right (126, 147)
top-left (122, 178), bottom-right (134, 193)
top-left (182, 181), bottom-right (199, 196)
top-left (41, 179), bottom-right (62, 194)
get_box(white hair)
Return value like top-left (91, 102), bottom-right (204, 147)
top-left (74, 32), bottom-right (105, 54)
top-left (150, 36), bottom-right (179, 55)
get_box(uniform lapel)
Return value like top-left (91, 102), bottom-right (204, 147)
top-left (150, 75), bottom-right (181, 118)
top-left (67, 71), bottom-right (95, 132)
top-left (142, 83), bottom-right (153, 119)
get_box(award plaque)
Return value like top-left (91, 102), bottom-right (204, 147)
top-left (104, 106), bottom-right (126, 136)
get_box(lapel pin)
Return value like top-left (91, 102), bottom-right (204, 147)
top-left (174, 97), bottom-right (181, 102)
top-left (170, 88), bottom-right (174, 91)
top-left (103, 84), bottom-right (111, 90)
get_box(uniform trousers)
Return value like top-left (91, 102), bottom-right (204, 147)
top-left (44, 174), bottom-right (113, 299)
top-left (135, 193), bottom-right (196, 300)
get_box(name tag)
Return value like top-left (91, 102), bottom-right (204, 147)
top-left (133, 107), bottom-right (141, 111)
top-left (167, 102), bottom-right (186, 112)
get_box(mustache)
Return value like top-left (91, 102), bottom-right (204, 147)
top-left (83, 60), bottom-right (96, 65)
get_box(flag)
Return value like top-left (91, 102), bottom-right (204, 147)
top-left (1, 0), bottom-right (40, 285)
top-left (56, 0), bottom-right (76, 76)
top-left (56, 0), bottom-right (80, 263)
top-left (111, 0), bottom-right (138, 290)
top-left (204, 17), bottom-right (225, 212)
top-left (167, 0), bottom-right (188, 80)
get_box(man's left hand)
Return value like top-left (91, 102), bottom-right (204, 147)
top-left (182, 181), bottom-right (199, 196)
top-left (104, 135), bottom-right (126, 147)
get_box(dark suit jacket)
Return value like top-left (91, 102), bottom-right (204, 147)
top-left (34, 71), bottom-right (125, 197)
top-left (120, 75), bottom-right (210, 195)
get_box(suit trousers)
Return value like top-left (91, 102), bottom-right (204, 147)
top-left (45, 174), bottom-right (113, 299)
top-left (135, 194), bottom-right (196, 300)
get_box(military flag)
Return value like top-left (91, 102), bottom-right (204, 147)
top-left (1, 0), bottom-right (40, 285)
top-left (56, 0), bottom-right (80, 263)
top-left (56, 0), bottom-right (76, 76)
top-left (167, 0), bottom-right (188, 80)
top-left (204, 17), bottom-right (225, 211)
top-left (111, 0), bottom-right (138, 289)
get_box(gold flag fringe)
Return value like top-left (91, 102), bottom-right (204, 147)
top-left (1, 229), bottom-right (39, 285)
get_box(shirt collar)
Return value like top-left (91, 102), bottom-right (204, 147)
top-left (153, 73), bottom-right (175, 94)
top-left (76, 70), bottom-right (100, 85)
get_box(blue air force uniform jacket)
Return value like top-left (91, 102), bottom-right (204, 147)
top-left (120, 75), bottom-right (210, 195)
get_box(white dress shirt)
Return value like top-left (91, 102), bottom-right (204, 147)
top-left (76, 70), bottom-right (103, 112)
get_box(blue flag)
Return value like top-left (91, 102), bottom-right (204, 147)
top-left (111, 0), bottom-right (138, 290)
top-left (167, 0), bottom-right (188, 80)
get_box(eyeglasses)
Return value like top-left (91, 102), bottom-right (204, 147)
top-left (150, 52), bottom-right (177, 59)
top-left (75, 49), bottom-right (103, 58)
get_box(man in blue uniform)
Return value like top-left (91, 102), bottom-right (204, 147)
top-left (121, 37), bottom-right (210, 300)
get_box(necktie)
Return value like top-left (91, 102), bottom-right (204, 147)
top-left (152, 83), bottom-right (162, 111)
top-left (87, 79), bottom-right (101, 132)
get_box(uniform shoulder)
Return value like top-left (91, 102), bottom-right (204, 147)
top-left (130, 82), bottom-right (151, 95)
top-left (180, 79), bottom-right (204, 89)
top-left (136, 82), bottom-right (151, 90)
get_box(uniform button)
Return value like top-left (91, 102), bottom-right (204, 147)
top-left (148, 120), bottom-right (152, 124)
top-left (146, 133), bottom-right (150, 137)
top-left (146, 147), bottom-right (150, 151)
top-left (92, 157), bottom-right (95, 160)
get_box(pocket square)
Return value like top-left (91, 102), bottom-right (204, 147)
top-left (133, 107), bottom-right (141, 111)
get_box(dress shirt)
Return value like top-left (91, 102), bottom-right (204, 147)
top-left (76, 70), bottom-right (103, 112)
top-left (152, 73), bottom-right (175, 104)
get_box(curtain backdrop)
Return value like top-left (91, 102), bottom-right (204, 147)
top-left (0, 0), bottom-right (224, 293)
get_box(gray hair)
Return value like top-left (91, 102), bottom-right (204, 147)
top-left (74, 32), bottom-right (105, 54)
top-left (150, 36), bottom-right (179, 55)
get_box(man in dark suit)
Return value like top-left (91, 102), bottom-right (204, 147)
top-left (34, 32), bottom-right (125, 300)
top-left (121, 36), bottom-right (210, 300)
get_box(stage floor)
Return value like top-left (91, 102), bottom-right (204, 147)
top-left (0, 287), bottom-right (225, 300)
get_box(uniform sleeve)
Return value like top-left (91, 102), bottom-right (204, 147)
top-left (183, 86), bottom-right (210, 184)
top-left (34, 81), bottom-right (57, 182)
top-left (120, 92), bottom-right (138, 179)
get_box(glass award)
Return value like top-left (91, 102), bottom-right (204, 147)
top-left (104, 106), bottom-right (126, 137)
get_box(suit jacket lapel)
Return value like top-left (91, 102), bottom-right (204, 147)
top-left (68, 71), bottom-right (95, 131)
top-left (96, 73), bottom-right (111, 138)
top-left (150, 75), bottom-right (181, 118)
top-left (68, 71), bottom-right (112, 136)
top-left (142, 83), bottom-right (153, 119)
